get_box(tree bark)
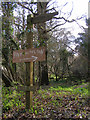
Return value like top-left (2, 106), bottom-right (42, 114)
top-left (2, 71), bottom-right (12, 87)
top-left (56, 74), bottom-right (58, 81)
top-left (37, 2), bottom-right (49, 85)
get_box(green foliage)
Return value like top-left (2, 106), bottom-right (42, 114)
top-left (49, 83), bottom-right (88, 97)
top-left (2, 87), bottom-right (24, 112)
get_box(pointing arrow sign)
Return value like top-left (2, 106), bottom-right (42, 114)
top-left (27, 12), bottom-right (58, 24)
top-left (13, 47), bottom-right (46, 63)
top-left (20, 56), bottom-right (38, 62)
top-left (31, 56), bottom-right (38, 61)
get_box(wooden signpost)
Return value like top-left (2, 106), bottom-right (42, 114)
top-left (13, 47), bottom-right (46, 109)
top-left (13, 47), bottom-right (46, 63)
top-left (13, 11), bottom-right (58, 109)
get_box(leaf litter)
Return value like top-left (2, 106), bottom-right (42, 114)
top-left (2, 83), bottom-right (90, 120)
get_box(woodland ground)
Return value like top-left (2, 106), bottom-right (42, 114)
top-left (2, 78), bottom-right (90, 120)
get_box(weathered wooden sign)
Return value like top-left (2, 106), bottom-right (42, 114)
top-left (27, 12), bottom-right (58, 24)
top-left (13, 47), bottom-right (46, 63)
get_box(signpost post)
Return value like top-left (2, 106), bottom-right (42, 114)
top-left (26, 14), bottom-right (33, 109)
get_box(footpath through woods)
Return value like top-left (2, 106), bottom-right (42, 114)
top-left (2, 81), bottom-right (89, 120)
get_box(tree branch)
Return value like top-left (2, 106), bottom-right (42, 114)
top-left (63, 43), bottom-right (88, 61)
top-left (46, 15), bottom-right (85, 33)
top-left (46, 22), bottom-right (67, 32)
top-left (17, 2), bottom-right (34, 14)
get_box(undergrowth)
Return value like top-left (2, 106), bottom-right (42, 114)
top-left (2, 81), bottom-right (89, 119)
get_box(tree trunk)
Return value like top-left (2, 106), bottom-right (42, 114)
top-left (33, 62), bottom-right (35, 85)
top-left (38, 61), bottom-right (41, 86)
top-left (2, 71), bottom-right (12, 87)
top-left (37, 2), bottom-right (49, 85)
top-left (41, 65), bottom-right (49, 85)
top-left (56, 74), bottom-right (58, 81)
top-left (88, 23), bottom-right (90, 82)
